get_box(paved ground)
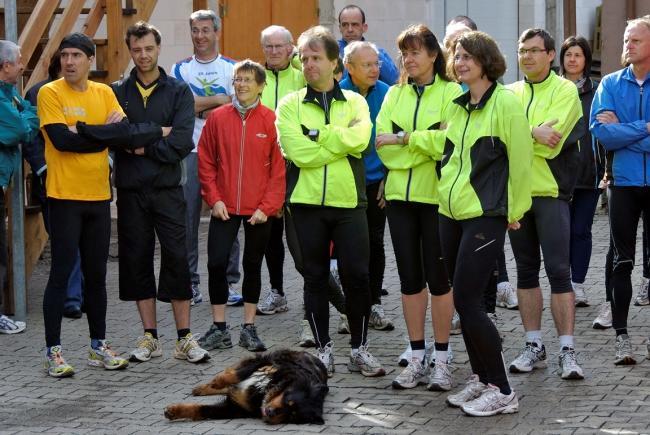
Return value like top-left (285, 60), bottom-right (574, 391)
top-left (1, 208), bottom-right (649, 434)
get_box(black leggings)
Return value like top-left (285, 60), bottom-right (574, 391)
top-left (264, 216), bottom-right (285, 292)
top-left (366, 181), bottom-right (387, 305)
top-left (207, 215), bottom-right (272, 305)
top-left (43, 199), bottom-right (111, 347)
top-left (439, 214), bottom-right (510, 392)
top-left (289, 206), bottom-right (370, 349)
top-left (385, 201), bottom-right (450, 295)
top-left (608, 186), bottom-right (650, 331)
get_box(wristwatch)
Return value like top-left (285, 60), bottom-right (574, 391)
top-left (308, 129), bottom-right (319, 141)
top-left (396, 131), bottom-right (406, 145)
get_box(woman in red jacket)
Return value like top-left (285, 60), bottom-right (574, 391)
top-left (197, 60), bottom-right (286, 352)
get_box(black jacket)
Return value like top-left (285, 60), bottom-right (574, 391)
top-left (574, 78), bottom-right (605, 189)
top-left (108, 67), bottom-right (195, 189)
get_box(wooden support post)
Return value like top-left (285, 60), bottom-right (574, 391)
top-left (106, 0), bottom-right (123, 83)
top-left (193, 0), bottom-right (209, 11)
top-left (17, 0), bottom-right (60, 64)
top-left (563, 0), bottom-right (576, 37)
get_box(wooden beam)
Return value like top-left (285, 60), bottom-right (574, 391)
top-left (627, 0), bottom-right (635, 20)
top-left (105, 0), bottom-right (123, 83)
top-left (17, 0), bottom-right (60, 65)
top-left (22, 0), bottom-right (86, 94)
top-left (193, 0), bottom-right (209, 11)
top-left (82, 0), bottom-right (105, 37)
top-left (563, 0), bottom-right (576, 37)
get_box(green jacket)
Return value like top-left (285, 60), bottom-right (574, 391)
top-left (507, 71), bottom-right (582, 199)
top-left (261, 64), bottom-right (305, 110)
top-left (428, 83), bottom-right (532, 223)
top-left (376, 75), bottom-right (462, 204)
top-left (276, 82), bottom-right (372, 208)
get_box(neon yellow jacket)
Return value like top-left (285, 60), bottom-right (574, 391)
top-left (507, 71), bottom-right (582, 199)
top-left (432, 83), bottom-right (532, 223)
top-left (276, 83), bottom-right (372, 208)
top-left (376, 76), bottom-right (462, 204)
top-left (261, 64), bottom-right (305, 110)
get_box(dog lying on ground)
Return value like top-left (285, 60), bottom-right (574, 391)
top-left (164, 349), bottom-right (329, 424)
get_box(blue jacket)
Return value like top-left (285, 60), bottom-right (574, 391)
top-left (590, 66), bottom-right (650, 186)
top-left (0, 80), bottom-right (39, 187)
top-left (338, 38), bottom-right (399, 85)
top-left (339, 77), bottom-right (389, 184)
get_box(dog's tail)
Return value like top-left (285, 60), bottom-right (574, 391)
top-left (165, 399), bottom-right (250, 421)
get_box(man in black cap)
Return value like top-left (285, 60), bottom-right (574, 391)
top-left (37, 32), bottom-right (161, 378)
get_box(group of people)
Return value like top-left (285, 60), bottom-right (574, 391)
top-left (0, 3), bottom-right (648, 419)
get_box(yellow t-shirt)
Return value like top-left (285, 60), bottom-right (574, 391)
top-left (38, 78), bottom-right (124, 201)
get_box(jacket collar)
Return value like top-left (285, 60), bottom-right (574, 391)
top-left (344, 77), bottom-right (376, 97)
top-left (265, 62), bottom-right (293, 75)
top-left (128, 66), bottom-right (169, 85)
top-left (407, 74), bottom-right (436, 95)
top-left (453, 81), bottom-right (498, 110)
top-left (524, 69), bottom-right (556, 90)
top-left (621, 65), bottom-right (650, 84)
top-left (303, 79), bottom-right (347, 103)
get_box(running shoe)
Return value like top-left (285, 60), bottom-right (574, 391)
top-left (461, 384), bottom-right (519, 416)
top-left (88, 341), bottom-right (129, 370)
top-left (256, 288), bottom-right (288, 314)
top-left (496, 281), bottom-right (518, 309)
top-left (509, 342), bottom-right (547, 373)
top-left (614, 334), bottom-right (636, 365)
top-left (348, 345), bottom-right (385, 377)
top-left (44, 345), bottom-right (74, 378)
top-left (129, 332), bottom-right (162, 362)
top-left (174, 333), bottom-right (210, 363)
top-left (592, 302), bottom-right (612, 329)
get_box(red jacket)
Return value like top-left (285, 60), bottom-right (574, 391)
top-left (198, 103), bottom-right (285, 217)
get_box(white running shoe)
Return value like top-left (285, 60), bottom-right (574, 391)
top-left (496, 281), bottom-right (518, 309)
top-left (633, 277), bottom-right (649, 306)
top-left (592, 302), bottom-right (612, 329)
top-left (461, 384), bottom-right (519, 417)
top-left (572, 282), bottom-right (589, 307)
top-left (392, 357), bottom-right (429, 389)
top-left (427, 361), bottom-right (452, 391)
top-left (509, 342), bottom-right (547, 373)
top-left (558, 347), bottom-right (584, 379)
top-left (446, 374), bottom-right (486, 408)
top-left (450, 311), bottom-right (461, 335)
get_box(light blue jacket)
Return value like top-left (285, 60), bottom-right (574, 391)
top-left (590, 66), bottom-right (650, 186)
top-left (0, 81), bottom-right (39, 187)
top-left (338, 38), bottom-right (399, 85)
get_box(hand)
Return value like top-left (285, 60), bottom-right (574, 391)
top-left (439, 122), bottom-right (447, 130)
top-left (376, 179), bottom-right (386, 209)
top-left (508, 221), bottom-right (521, 231)
top-left (211, 201), bottom-right (229, 220)
top-left (596, 111), bottom-right (619, 124)
top-left (161, 126), bottom-right (172, 137)
top-left (105, 110), bottom-right (123, 124)
top-left (133, 147), bottom-right (145, 155)
top-left (532, 119), bottom-right (562, 147)
top-left (348, 118), bottom-right (360, 127)
top-left (375, 134), bottom-right (398, 149)
top-left (275, 207), bottom-right (284, 218)
top-left (248, 209), bottom-right (267, 225)
top-left (68, 125), bottom-right (78, 134)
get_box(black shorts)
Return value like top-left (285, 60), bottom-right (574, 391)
top-left (117, 187), bottom-right (191, 302)
top-left (385, 201), bottom-right (451, 295)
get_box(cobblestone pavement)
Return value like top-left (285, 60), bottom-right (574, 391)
top-left (1, 210), bottom-right (649, 434)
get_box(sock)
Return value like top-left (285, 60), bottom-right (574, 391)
top-left (351, 347), bottom-right (359, 357)
top-left (499, 384), bottom-right (512, 395)
top-left (177, 328), bottom-right (190, 340)
top-left (243, 323), bottom-right (254, 327)
top-left (214, 322), bottom-right (227, 331)
top-left (616, 328), bottom-right (628, 337)
top-left (526, 330), bottom-right (543, 347)
top-left (329, 259), bottom-right (338, 271)
top-left (144, 329), bottom-right (158, 339)
top-left (411, 340), bottom-right (426, 362)
top-left (90, 338), bottom-right (104, 350)
top-left (275, 288), bottom-right (285, 296)
top-left (558, 335), bottom-right (574, 350)
top-left (434, 342), bottom-right (449, 364)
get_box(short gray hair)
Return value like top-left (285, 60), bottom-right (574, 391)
top-left (261, 25), bottom-right (293, 45)
top-left (190, 9), bottom-right (220, 31)
top-left (0, 40), bottom-right (20, 65)
top-left (342, 40), bottom-right (378, 64)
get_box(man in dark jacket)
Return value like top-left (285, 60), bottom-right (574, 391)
top-left (85, 22), bottom-right (209, 364)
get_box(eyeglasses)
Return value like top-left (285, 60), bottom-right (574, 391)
top-left (263, 44), bottom-right (289, 52)
top-left (518, 48), bottom-right (548, 56)
top-left (233, 77), bottom-right (255, 85)
top-left (453, 53), bottom-right (474, 62)
top-left (353, 61), bottom-right (382, 70)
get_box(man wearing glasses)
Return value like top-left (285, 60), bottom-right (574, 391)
top-left (337, 4), bottom-right (398, 84)
top-left (340, 41), bottom-right (393, 332)
top-left (506, 28), bottom-right (585, 380)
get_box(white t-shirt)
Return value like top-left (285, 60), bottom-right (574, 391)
top-left (171, 54), bottom-right (236, 151)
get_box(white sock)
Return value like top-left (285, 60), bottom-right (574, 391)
top-left (411, 349), bottom-right (425, 362)
top-left (559, 335), bottom-right (574, 350)
top-left (330, 259), bottom-right (338, 272)
top-left (351, 347), bottom-right (359, 357)
top-left (435, 350), bottom-right (448, 364)
top-left (526, 330), bottom-right (543, 347)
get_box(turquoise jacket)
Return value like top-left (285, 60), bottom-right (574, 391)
top-left (0, 81), bottom-right (39, 186)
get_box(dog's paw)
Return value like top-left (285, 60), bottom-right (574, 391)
top-left (192, 385), bottom-right (208, 396)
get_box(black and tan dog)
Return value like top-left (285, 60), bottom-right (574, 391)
top-left (164, 349), bottom-right (329, 424)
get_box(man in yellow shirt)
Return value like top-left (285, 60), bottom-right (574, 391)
top-left (38, 33), bottom-right (137, 378)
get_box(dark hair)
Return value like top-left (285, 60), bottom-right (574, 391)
top-left (559, 35), bottom-right (592, 77)
top-left (448, 31), bottom-right (506, 82)
top-left (519, 28), bottom-right (555, 52)
top-left (397, 24), bottom-right (450, 83)
top-left (126, 21), bottom-right (162, 48)
top-left (334, 57), bottom-right (344, 75)
top-left (298, 26), bottom-right (340, 62)
top-left (448, 15), bottom-right (477, 31)
top-left (48, 52), bottom-right (61, 80)
top-left (338, 5), bottom-right (365, 24)
top-left (233, 59), bottom-right (266, 85)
